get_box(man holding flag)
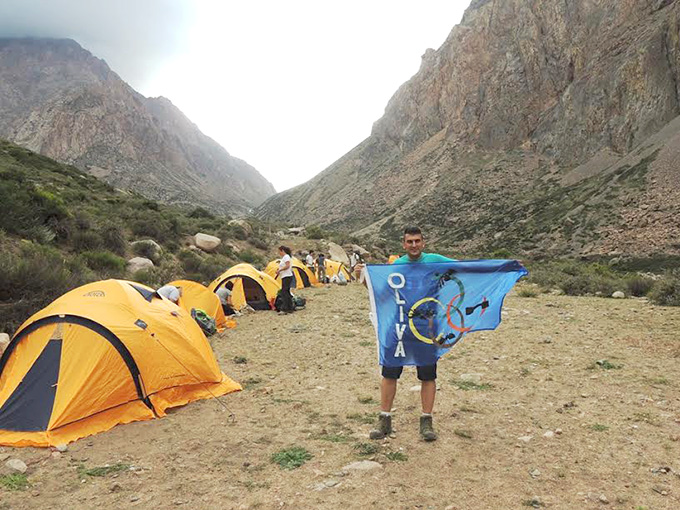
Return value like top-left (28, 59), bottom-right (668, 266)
top-left (363, 226), bottom-right (527, 442)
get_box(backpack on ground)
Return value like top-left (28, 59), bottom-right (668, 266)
top-left (191, 308), bottom-right (217, 336)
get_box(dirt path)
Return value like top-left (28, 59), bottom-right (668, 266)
top-left (2, 284), bottom-right (680, 509)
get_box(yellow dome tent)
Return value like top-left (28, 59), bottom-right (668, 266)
top-left (0, 280), bottom-right (241, 448)
top-left (167, 280), bottom-right (235, 332)
top-left (208, 263), bottom-right (280, 311)
top-left (264, 257), bottom-right (319, 289)
top-left (324, 259), bottom-right (351, 281)
top-left (388, 255), bottom-right (399, 264)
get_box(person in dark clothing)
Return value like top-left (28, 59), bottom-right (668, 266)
top-left (275, 245), bottom-right (295, 313)
top-left (316, 252), bottom-right (326, 283)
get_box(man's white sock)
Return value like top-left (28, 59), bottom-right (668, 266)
top-left (380, 411), bottom-right (391, 417)
top-left (421, 412), bottom-right (432, 418)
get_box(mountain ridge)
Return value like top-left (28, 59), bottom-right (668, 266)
top-left (0, 37), bottom-right (275, 215)
top-left (256, 0), bottom-right (680, 258)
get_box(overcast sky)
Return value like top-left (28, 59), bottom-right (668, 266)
top-left (0, 1), bottom-right (470, 192)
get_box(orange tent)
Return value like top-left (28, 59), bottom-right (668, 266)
top-left (0, 280), bottom-right (240, 447)
top-left (209, 263), bottom-right (280, 311)
top-left (168, 280), bottom-right (235, 331)
top-left (264, 257), bottom-right (319, 289)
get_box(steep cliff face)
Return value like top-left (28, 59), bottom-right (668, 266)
top-left (0, 38), bottom-right (275, 215)
top-left (257, 0), bottom-right (680, 257)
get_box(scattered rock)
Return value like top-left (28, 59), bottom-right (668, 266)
top-left (0, 453), bottom-right (9, 461)
top-left (529, 468), bottom-right (541, 478)
top-left (55, 444), bottom-right (68, 452)
top-left (127, 257), bottom-right (154, 274)
top-left (110, 483), bottom-right (122, 493)
top-left (51, 451), bottom-right (61, 459)
top-left (612, 291), bottom-right (625, 299)
top-left (518, 436), bottom-right (533, 443)
top-left (599, 494), bottom-right (609, 504)
top-left (130, 495), bottom-right (140, 502)
top-left (460, 373), bottom-right (483, 383)
top-left (342, 460), bottom-right (382, 472)
top-left (0, 333), bottom-right (9, 355)
top-left (409, 385), bottom-right (421, 392)
top-left (6, 458), bottom-right (27, 473)
top-left (555, 428), bottom-right (563, 435)
top-left (543, 431), bottom-right (554, 439)
top-left (651, 466), bottom-right (672, 474)
top-left (130, 239), bottom-right (162, 262)
top-left (194, 233), bottom-right (221, 253)
top-left (228, 219), bottom-right (253, 236)
top-left (312, 479), bottom-right (341, 491)
top-left (350, 244), bottom-right (370, 257)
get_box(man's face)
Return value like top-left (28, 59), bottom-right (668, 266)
top-left (403, 233), bottom-right (424, 259)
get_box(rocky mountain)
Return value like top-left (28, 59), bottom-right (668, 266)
top-left (0, 38), bottom-right (275, 215)
top-left (257, 0), bottom-right (680, 258)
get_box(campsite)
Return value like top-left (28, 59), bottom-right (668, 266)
top-left (1, 282), bottom-right (679, 509)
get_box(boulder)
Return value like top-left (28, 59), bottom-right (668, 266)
top-left (327, 242), bottom-right (350, 266)
top-left (228, 219), bottom-right (253, 236)
top-left (0, 333), bottom-right (9, 356)
top-left (6, 458), bottom-right (27, 473)
top-left (351, 244), bottom-right (370, 257)
top-left (612, 291), bottom-right (625, 299)
top-left (194, 233), bottom-right (222, 253)
top-left (130, 239), bottom-right (162, 263)
top-left (127, 257), bottom-right (154, 274)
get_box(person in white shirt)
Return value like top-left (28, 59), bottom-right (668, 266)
top-left (305, 251), bottom-right (315, 272)
top-left (275, 245), bottom-right (295, 313)
top-left (157, 284), bottom-right (181, 303)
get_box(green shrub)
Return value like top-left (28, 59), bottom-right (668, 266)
top-left (649, 273), bottom-right (680, 306)
top-left (81, 250), bottom-right (126, 273)
top-left (271, 447), bottom-right (312, 469)
top-left (626, 275), bottom-right (655, 297)
top-left (178, 249), bottom-right (203, 273)
top-left (71, 230), bottom-right (102, 251)
top-left (0, 244), bottom-right (89, 332)
top-left (100, 225), bottom-right (127, 256)
top-left (188, 207), bottom-right (215, 219)
top-left (239, 249), bottom-right (263, 266)
top-left (230, 224), bottom-right (248, 241)
top-left (249, 237), bottom-right (268, 250)
top-left (306, 225), bottom-right (326, 239)
top-left (0, 473), bottom-right (29, 491)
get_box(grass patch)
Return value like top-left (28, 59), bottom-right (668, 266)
top-left (593, 359), bottom-right (622, 370)
top-left (632, 412), bottom-right (660, 426)
top-left (385, 451), bottom-right (408, 462)
top-left (454, 380), bottom-right (493, 391)
top-left (232, 356), bottom-right (248, 364)
top-left (314, 433), bottom-right (351, 443)
top-left (357, 396), bottom-right (375, 404)
top-left (590, 424), bottom-right (609, 432)
top-left (517, 286), bottom-right (539, 298)
top-left (242, 377), bottom-right (262, 389)
top-left (454, 429), bottom-right (473, 439)
top-left (346, 412), bottom-right (377, 424)
top-left (523, 498), bottom-right (544, 508)
top-left (359, 341), bottom-right (372, 347)
top-left (77, 463), bottom-right (130, 477)
top-left (0, 473), bottom-right (29, 491)
top-left (353, 442), bottom-right (379, 456)
top-left (271, 446), bottom-right (312, 470)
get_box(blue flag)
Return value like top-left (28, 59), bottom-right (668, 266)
top-left (366, 260), bottom-right (528, 367)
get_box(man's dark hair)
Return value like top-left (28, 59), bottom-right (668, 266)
top-left (278, 245), bottom-right (292, 255)
top-left (403, 226), bottom-right (423, 238)
top-left (310, 250), bottom-right (315, 254)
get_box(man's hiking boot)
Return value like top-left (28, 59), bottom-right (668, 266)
top-left (419, 415), bottom-right (437, 442)
top-left (369, 413), bottom-right (392, 440)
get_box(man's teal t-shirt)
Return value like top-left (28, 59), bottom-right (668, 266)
top-left (393, 252), bottom-right (455, 264)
